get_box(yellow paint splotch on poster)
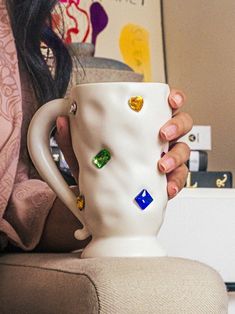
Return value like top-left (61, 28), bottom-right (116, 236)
top-left (119, 24), bottom-right (152, 82)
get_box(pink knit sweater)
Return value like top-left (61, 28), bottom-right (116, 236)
top-left (0, 0), bottom-right (56, 251)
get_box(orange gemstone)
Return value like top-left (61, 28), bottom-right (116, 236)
top-left (128, 96), bottom-right (144, 112)
top-left (77, 195), bottom-right (85, 211)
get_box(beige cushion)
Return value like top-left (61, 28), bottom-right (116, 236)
top-left (0, 254), bottom-right (228, 314)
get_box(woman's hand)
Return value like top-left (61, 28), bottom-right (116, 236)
top-left (158, 89), bottom-right (193, 199)
top-left (55, 88), bottom-right (193, 199)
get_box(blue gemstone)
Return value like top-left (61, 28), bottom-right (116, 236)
top-left (135, 189), bottom-right (153, 210)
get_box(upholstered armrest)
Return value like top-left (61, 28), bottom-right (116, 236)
top-left (0, 254), bottom-right (228, 314)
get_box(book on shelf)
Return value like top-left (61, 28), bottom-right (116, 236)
top-left (185, 171), bottom-right (233, 188)
top-left (51, 144), bottom-right (76, 185)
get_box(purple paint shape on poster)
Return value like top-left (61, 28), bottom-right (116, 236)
top-left (90, 2), bottom-right (108, 47)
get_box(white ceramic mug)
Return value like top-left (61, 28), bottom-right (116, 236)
top-left (27, 82), bottom-right (171, 258)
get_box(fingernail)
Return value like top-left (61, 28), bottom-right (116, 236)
top-left (56, 117), bottom-right (63, 134)
top-left (170, 93), bottom-right (183, 107)
top-left (159, 156), bottom-right (175, 172)
top-left (169, 184), bottom-right (179, 197)
top-left (161, 124), bottom-right (178, 140)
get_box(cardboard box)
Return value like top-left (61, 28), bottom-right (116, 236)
top-left (179, 125), bottom-right (212, 150)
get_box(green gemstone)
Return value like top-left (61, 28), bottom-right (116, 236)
top-left (92, 149), bottom-right (111, 169)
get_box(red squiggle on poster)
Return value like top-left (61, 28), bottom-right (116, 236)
top-left (54, 0), bottom-right (90, 43)
top-left (54, 1), bottom-right (109, 47)
top-left (65, 1), bottom-right (90, 43)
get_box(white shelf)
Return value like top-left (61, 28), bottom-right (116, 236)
top-left (158, 188), bottom-right (235, 282)
top-left (174, 187), bottom-right (235, 199)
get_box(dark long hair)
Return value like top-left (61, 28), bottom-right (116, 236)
top-left (7, 0), bottom-right (72, 105)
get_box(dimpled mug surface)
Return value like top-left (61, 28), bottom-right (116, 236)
top-left (27, 82), bottom-right (171, 258)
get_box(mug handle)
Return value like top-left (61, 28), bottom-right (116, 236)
top-left (27, 99), bottom-right (90, 240)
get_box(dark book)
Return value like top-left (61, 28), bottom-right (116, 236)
top-left (51, 146), bottom-right (76, 185)
top-left (186, 150), bottom-right (208, 171)
top-left (185, 171), bottom-right (233, 188)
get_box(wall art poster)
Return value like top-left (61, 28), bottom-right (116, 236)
top-left (54, 0), bottom-right (165, 82)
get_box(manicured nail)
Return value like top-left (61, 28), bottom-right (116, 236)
top-left (159, 156), bottom-right (175, 172)
top-left (56, 126), bottom-right (62, 134)
top-left (170, 93), bottom-right (183, 108)
top-left (56, 117), bottom-right (64, 134)
top-left (169, 184), bottom-right (179, 197)
top-left (161, 124), bottom-right (178, 140)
